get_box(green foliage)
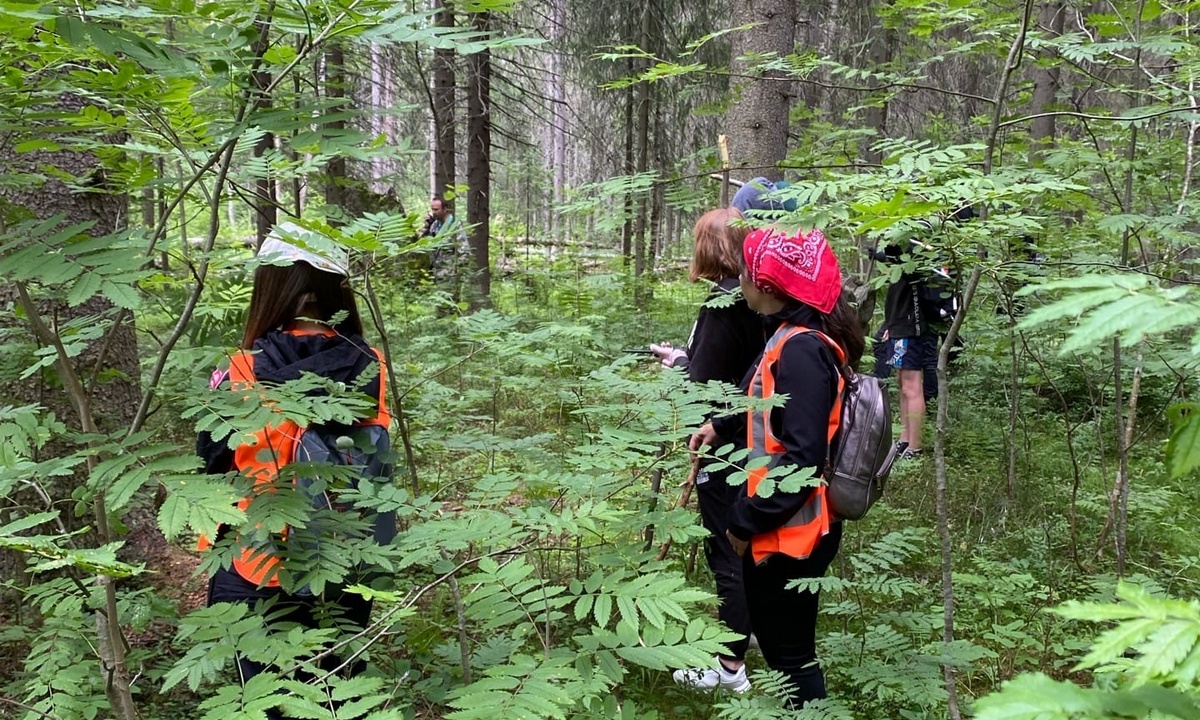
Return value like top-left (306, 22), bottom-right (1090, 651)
top-left (8, 0), bottom-right (1200, 718)
top-left (1017, 275), bottom-right (1200, 356)
top-left (975, 583), bottom-right (1200, 719)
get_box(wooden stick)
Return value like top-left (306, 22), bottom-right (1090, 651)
top-left (656, 457), bottom-right (701, 561)
top-left (718, 136), bottom-right (732, 207)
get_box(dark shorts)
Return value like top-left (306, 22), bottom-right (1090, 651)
top-left (886, 334), bottom-right (937, 371)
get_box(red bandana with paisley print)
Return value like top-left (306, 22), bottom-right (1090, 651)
top-left (743, 227), bottom-right (843, 314)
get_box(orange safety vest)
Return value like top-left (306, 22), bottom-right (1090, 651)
top-left (745, 324), bottom-right (844, 564)
top-left (198, 328), bottom-right (391, 588)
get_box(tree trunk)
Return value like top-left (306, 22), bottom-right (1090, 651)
top-left (1029, 3), bottom-right (1064, 164)
top-left (860, 1), bottom-right (898, 165)
top-left (466, 11), bottom-right (492, 307)
top-left (290, 43), bottom-right (304, 216)
top-left (725, 0), bottom-right (795, 179)
top-left (324, 43), bottom-right (347, 218)
top-left (155, 157), bottom-right (168, 269)
top-left (544, 0), bottom-right (567, 240)
top-left (1108, 0), bottom-right (1146, 576)
top-left (621, 60), bottom-right (635, 264)
top-left (433, 0), bottom-right (456, 197)
top-left (0, 89), bottom-right (140, 720)
top-left (250, 12), bottom-right (277, 243)
top-left (649, 99), bottom-right (665, 266)
top-left (632, 0), bottom-right (653, 287)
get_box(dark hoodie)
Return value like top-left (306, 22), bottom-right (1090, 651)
top-left (196, 329), bottom-right (382, 474)
top-left (710, 303), bottom-right (841, 542)
top-left (677, 277), bottom-right (766, 387)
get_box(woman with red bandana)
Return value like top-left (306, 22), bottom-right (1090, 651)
top-left (690, 227), bottom-right (863, 708)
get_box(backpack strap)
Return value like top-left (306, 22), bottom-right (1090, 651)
top-left (784, 325), bottom-right (847, 446)
top-left (228, 350), bottom-right (256, 386)
top-left (364, 347), bottom-right (391, 427)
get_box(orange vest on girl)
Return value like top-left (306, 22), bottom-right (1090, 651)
top-left (745, 324), bottom-right (844, 564)
top-left (198, 329), bottom-right (391, 588)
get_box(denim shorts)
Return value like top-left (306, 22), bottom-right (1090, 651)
top-left (886, 334), bottom-right (938, 370)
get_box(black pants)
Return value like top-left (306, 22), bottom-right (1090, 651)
top-left (696, 464), bottom-right (752, 662)
top-left (743, 522), bottom-right (843, 708)
top-left (207, 567), bottom-right (374, 720)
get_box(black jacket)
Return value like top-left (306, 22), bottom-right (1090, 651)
top-left (711, 304), bottom-right (841, 541)
top-left (196, 329), bottom-right (381, 474)
top-left (681, 277), bottom-right (766, 387)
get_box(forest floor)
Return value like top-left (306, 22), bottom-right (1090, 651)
top-left (126, 513), bottom-right (207, 611)
top-left (124, 509), bottom-right (207, 652)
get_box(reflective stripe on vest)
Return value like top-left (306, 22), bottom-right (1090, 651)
top-left (745, 324), bottom-right (845, 564)
top-left (197, 330), bottom-right (390, 588)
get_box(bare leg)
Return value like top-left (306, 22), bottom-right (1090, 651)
top-left (898, 369), bottom-right (925, 451)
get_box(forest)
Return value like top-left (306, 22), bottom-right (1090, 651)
top-left (3, 0), bottom-right (1200, 718)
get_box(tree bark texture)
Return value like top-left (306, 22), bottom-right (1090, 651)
top-left (466, 11), bottom-right (492, 306)
top-left (324, 43), bottom-right (348, 217)
top-left (0, 93), bottom-right (140, 454)
top-left (621, 64), bottom-right (635, 264)
top-left (433, 0), bottom-right (457, 198)
top-left (290, 45), bottom-right (305, 216)
top-left (860, 1), bottom-right (897, 165)
top-left (1029, 3), bottom-right (1064, 164)
top-left (725, 0), bottom-right (795, 180)
top-left (632, 0), bottom-right (653, 283)
top-left (546, 0), bottom-right (567, 238)
top-left (250, 12), bottom-right (277, 244)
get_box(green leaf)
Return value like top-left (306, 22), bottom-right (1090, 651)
top-left (15, 139), bottom-right (61, 153)
top-left (99, 279), bottom-right (142, 309)
top-left (593, 593), bottom-right (612, 628)
top-left (1167, 403), bottom-right (1200, 479)
top-left (974, 673), bottom-right (1103, 719)
top-left (0, 512), bottom-right (59, 536)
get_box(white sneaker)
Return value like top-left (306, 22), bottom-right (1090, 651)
top-left (672, 662), bottom-right (751, 692)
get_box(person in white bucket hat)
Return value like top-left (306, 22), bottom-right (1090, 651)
top-left (257, 221), bottom-right (350, 276)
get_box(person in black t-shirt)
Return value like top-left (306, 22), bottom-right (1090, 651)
top-left (872, 206), bottom-right (973, 458)
top-left (872, 237), bottom-right (938, 460)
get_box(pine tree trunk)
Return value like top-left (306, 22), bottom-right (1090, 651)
top-left (632, 0), bottom-right (653, 286)
top-left (466, 11), bottom-right (492, 307)
top-left (550, 0), bottom-right (567, 239)
top-left (725, 0), bottom-right (795, 179)
top-left (290, 45), bottom-right (305, 216)
top-left (621, 59), bottom-right (635, 264)
top-left (860, 1), bottom-right (897, 165)
top-left (1029, 3), bottom-right (1064, 164)
top-left (433, 0), bottom-right (457, 197)
top-left (325, 43), bottom-right (347, 215)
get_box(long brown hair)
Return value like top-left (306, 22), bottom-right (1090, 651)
top-left (240, 262), bottom-right (363, 349)
top-left (822, 291), bottom-right (865, 369)
top-left (690, 207), bottom-right (749, 282)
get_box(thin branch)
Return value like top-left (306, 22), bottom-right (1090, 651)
top-left (998, 104), bottom-right (1198, 130)
top-left (0, 696), bottom-right (63, 720)
top-left (943, 5), bottom-right (1034, 720)
top-left (302, 544), bottom-right (528, 679)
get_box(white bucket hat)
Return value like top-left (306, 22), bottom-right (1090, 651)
top-left (257, 221), bottom-right (350, 276)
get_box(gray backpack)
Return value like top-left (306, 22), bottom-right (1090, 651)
top-left (804, 331), bottom-right (904, 520)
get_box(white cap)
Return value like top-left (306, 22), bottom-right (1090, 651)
top-left (257, 221), bottom-right (350, 276)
